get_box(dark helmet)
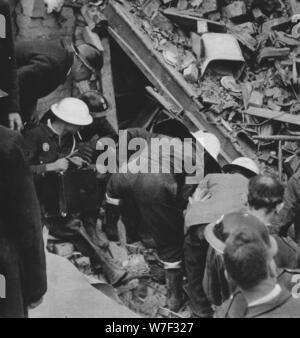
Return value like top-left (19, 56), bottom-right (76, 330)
top-left (72, 43), bottom-right (104, 73)
top-left (79, 91), bottom-right (109, 116)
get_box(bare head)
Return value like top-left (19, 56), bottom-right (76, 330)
top-left (248, 175), bottom-right (284, 223)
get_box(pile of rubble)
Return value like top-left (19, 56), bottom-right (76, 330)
top-left (47, 232), bottom-right (188, 317)
top-left (125, 0), bottom-right (300, 178)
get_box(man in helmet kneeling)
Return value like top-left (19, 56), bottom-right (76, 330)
top-left (23, 97), bottom-right (94, 177)
top-left (184, 155), bottom-right (260, 317)
top-left (23, 97), bottom-right (128, 287)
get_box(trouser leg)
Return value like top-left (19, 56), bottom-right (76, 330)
top-left (164, 264), bottom-right (184, 312)
top-left (184, 226), bottom-right (213, 318)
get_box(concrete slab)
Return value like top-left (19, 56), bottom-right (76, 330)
top-left (29, 253), bottom-right (140, 318)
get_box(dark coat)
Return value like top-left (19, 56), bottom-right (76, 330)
top-left (0, 126), bottom-right (47, 318)
top-left (16, 41), bottom-right (73, 120)
top-left (0, 0), bottom-right (20, 122)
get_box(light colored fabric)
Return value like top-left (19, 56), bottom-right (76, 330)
top-left (185, 173), bottom-right (249, 228)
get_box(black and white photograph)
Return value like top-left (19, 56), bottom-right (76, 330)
top-left (1, 0), bottom-right (300, 323)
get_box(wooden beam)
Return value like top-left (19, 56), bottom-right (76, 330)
top-left (163, 8), bottom-right (226, 33)
top-left (247, 107), bottom-right (300, 126)
top-left (101, 37), bottom-right (118, 132)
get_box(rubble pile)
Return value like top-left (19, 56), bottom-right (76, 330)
top-left (47, 234), bottom-right (182, 317)
top-left (126, 0), bottom-right (300, 177)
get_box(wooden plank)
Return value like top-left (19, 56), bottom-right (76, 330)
top-left (163, 8), bottom-right (226, 33)
top-left (247, 107), bottom-right (300, 126)
top-left (101, 37), bottom-right (118, 132)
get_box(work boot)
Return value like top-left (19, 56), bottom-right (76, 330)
top-left (165, 268), bottom-right (184, 312)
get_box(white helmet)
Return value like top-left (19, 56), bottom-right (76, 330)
top-left (51, 98), bottom-right (93, 126)
top-left (192, 131), bottom-right (221, 160)
top-left (223, 157), bottom-right (260, 177)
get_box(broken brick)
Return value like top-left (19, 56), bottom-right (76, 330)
top-left (223, 1), bottom-right (247, 20)
top-left (202, 0), bottom-right (219, 14)
top-left (248, 91), bottom-right (264, 108)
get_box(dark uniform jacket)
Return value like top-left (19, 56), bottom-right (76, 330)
top-left (245, 289), bottom-right (300, 318)
top-left (0, 127), bottom-right (47, 317)
top-left (16, 41), bottom-right (73, 100)
top-left (16, 41), bottom-right (73, 120)
top-left (0, 0), bottom-right (19, 122)
top-left (215, 268), bottom-right (300, 318)
top-left (23, 120), bottom-right (76, 175)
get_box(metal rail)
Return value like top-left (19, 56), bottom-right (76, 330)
top-left (104, 0), bottom-right (250, 164)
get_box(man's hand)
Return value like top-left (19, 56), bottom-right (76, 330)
top-left (68, 156), bottom-right (89, 168)
top-left (44, 0), bottom-right (64, 14)
top-left (47, 158), bottom-right (69, 172)
top-left (188, 186), bottom-right (211, 205)
top-left (8, 113), bottom-right (23, 132)
top-left (28, 297), bottom-right (44, 310)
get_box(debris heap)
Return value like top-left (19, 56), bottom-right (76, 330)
top-left (126, 0), bottom-right (300, 177)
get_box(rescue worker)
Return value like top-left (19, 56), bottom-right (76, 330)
top-left (23, 97), bottom-right (93, 178)
top-left (15, 40), bottom-right (103, 124)
top-left (78, 90), bottom-right (117, 144)
top-left (104, 128), bottom-right (219, 311)
top-left (0, 0), bottom-right (22, 131)
top-left (23, 98), bottom-right (127, 286)
top-left (204, 175), bottom-right (300, 310)
top-left (223, 225), bottom-right (300, 318)
top-left (15, 40), bottom-right (73, 122)
top-left (184, 157), bottom-right (259, 317)
top-left (0, 125), bottom-right (47, 318)
top-left (275, 171), bottom-right (300, 245)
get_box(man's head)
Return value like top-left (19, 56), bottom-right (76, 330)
top-left (51, 98), bottom-right (93, 135)
top-left (205, 211), bottom-right (277, 256)
top-left (72, 43), bottom-right (103, 82)
top-left (248, 175), bottom-right (284, 223)
top-left (223, 157), bottom-right (260, 179)
top-left (224, 225), bottom-right (278, 291)
top-left (79, 91), bottom-right (109, 118)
